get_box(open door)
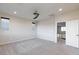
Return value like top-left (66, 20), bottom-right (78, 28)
top-left (57, 22), bottom-right (66, 45)
top-left (66, 20), bottom-right (79, 48)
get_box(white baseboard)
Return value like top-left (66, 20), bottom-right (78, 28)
top-left (0, 36), bottom-right (34, 45)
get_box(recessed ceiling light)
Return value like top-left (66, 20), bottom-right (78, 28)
top-left (59, 8), bottom-right (63, 11)
top-left (14, 11), bottom-right (16, 14)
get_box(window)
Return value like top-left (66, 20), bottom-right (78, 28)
top-left (0, 17), bottom-right (10, 30)
top-left (61, 27), bottom-right (66, 31)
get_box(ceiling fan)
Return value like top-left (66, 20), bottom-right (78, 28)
top-left (33, 11), bottom-right (40, 19)
top-left (32, 11), bottom-right (40, 24)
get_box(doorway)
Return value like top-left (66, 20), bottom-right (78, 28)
top-left (57, 22), bottom-right (66, 45)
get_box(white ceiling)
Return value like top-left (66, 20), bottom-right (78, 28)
top-left (0, 3), bottom-right (79, 20)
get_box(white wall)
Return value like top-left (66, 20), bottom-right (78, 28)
top-left (37, 16), bottom-right (55, 42)
top-left (0, 12), bottom-right (34, 45)
top-left (66, 20), bottom-right (79, 48)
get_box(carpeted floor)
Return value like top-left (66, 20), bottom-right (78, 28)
top-left (0, 38), bottom-right (79, 55)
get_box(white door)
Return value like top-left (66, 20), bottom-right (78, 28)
top-left (66, 20), bottom-right (79, 48)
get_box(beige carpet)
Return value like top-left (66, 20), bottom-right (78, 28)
top-left (0, 38), bottom-right (79, 55)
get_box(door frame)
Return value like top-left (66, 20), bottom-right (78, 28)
top-left (55, 21), bottom-right (66, 44)
top-left (57, 22), bottom-right (66, 44)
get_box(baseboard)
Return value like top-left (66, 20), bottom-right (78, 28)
top-left (66, 42), bottom-right (79, 48)
top-left (0, 37), bottom-right (35, 45)
top-left (37, 36), bottom-right (54, 42)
